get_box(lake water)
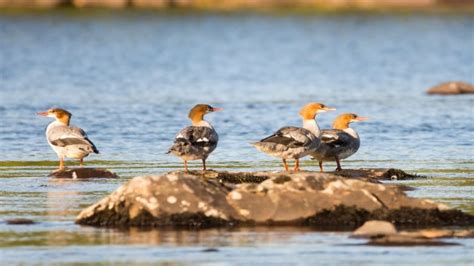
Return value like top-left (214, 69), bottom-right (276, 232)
top-left (0, 10), bottom-right (473, 265)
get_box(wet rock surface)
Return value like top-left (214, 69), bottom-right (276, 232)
top-left (335, 168), bottom-right (426, 182)
top-left (426, 81), bottom-right (474, 95)
top-left (49, 168), bottom-right (119, 179)
top-left (76, 170), bottom-right (474, 229)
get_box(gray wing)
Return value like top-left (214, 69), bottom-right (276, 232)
top-left (312, 129), bottom-right (359, 160)
top-left (320, 129), bottom-right (353, 148)
top-left (168, 126), bottom-right (218, 156)
top-left (259, 126), bottom-right (316, 148)
top-left (48, 125), bottom-right (99, 153)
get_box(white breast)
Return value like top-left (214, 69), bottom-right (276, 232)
top-left (303, 119), bottom-right (321, 137)
top-left (45, 121), bottom-right (67, 158)
top-left (46, 121), bottom-right (66, 142)
top-left (194, 120), bottom-right (213, 129)
top-left (343, 128), bottom-right (359, 139)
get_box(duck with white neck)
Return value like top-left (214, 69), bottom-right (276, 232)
top-left (37, 108), bottom-right (99, 170)
top-left (311, 113), bottom-right (368, 172)
top-left (252, 102), bottom-right (335, 172)
top-left (168, 104), bottom-right (223, 173)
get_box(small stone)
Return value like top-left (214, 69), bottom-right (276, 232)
top-left (427, 81), bottom-right (474, 95)
top-left (201, 248), bottom-right (219, 252)
top-left (6, 218), bottom-right (35, 225)
top-left (352, 220), bottom-right (397, 238)
top-left (49, 168), bottom-right (118, 179)
top-left (418, 229), bottom-right (453, 238)
top-left (453, 230), bottom-right (474, 238)
top-left (367, 235), bottom-right (459, 246)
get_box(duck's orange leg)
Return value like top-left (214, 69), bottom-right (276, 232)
top-left (294, 159), bottom-right (300, 172)
top-left (282, 159), bottom-right (289, 172)
top-left (319, 161), bottom-right (324, 173)
top-left (59, 157), bottom-right (65, 170)
top-left (184, 160), bottom-right (189, 173)
top-left (335, 156), bottom-right (342, 171)
top-left (80, 158), bottom-right (84, 168)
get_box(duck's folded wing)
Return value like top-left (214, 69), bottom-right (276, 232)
top-left (48, 126), bottom-right (99, 153)
top-left (320, 129), bottom-right (351, 148)
top-left (175, 126), bottom-right (218, 147)
top-left (259, 126), bottom-right (312, 148)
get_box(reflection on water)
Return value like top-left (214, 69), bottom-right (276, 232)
top-left (1, 225), bottom-right (474, 265)
top-left (0, 11), bottom-right (473, 265)
top-left (1, 226), bottom-right (319, 247)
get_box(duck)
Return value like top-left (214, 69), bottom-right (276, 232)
top-left (252, 103), bottom-right (335, 172)
top-left (37, 108), bottom-right (99, 170)
top-left (168, 104), bottom-right (222, 172)
top-left (310, 113), bottom-right (368, 172)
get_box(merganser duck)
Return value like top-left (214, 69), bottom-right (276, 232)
top-left (310, 113), bottom-right (368, 172)
top-left (168, 104), bottom-right (222, 172)
top-left (252, 103), bottom-right (335, 172)
top-left (37, 108), bottom-right (99, 170)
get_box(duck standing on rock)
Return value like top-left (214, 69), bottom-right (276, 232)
top-left (37, 108), bottom-right (99, 170)
top-left (311, 113), bottom-right (368, 172)
top-left (168, 104), bottom-right (222, 172)
top-left (252, 103), bottom-right (335, 172)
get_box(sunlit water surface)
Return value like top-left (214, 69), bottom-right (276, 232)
top-left (0, 10), bottom-right (473, 265)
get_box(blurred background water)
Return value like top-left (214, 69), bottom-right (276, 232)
top-left (0, 10), bottom-right (473, 265)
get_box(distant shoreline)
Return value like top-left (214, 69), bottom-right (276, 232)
top-left (1, 0), bottom-right (474, 14)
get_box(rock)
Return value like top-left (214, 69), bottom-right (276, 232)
top-left (49, 168), bottom-right (118, 179)
top-left (352, 220), bottom-right (397, 238)
top-left (76, 170), bottom-right (474, 229)
top-left (412, 229), bottom-right (455, 238)
top-left (367, 234), bottom-right (459, 246)
top-left (305, 205), bottom-right (474, 230)
top-left (352, 221), bottom-right (473, 246)
top-left (398, 229), bottom-right (474, 239)
top-left (131, 0), bottom-right (171, 8)
top-left (6, 218), bottom-right (36, 225)
top-left (453, 230), bottom-right (474, 238)
top-left (426, 81), bottom-right (474, 95)
top-left (72, 0), bottom-right (128, 8)
top-left (335, 168), bottom-right (425, 182)
top-left (0, 0), bottom-right (67, 8)
top-left (201, 248), bottom-right (219, 252)
top-left (76, 171), bottom-right (240, 228)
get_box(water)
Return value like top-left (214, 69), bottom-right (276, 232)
top-left (0, 10), bottom-right (473, 265)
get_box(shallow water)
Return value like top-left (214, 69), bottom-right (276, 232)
top-left (0, 10), bottom-right (473, 265)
